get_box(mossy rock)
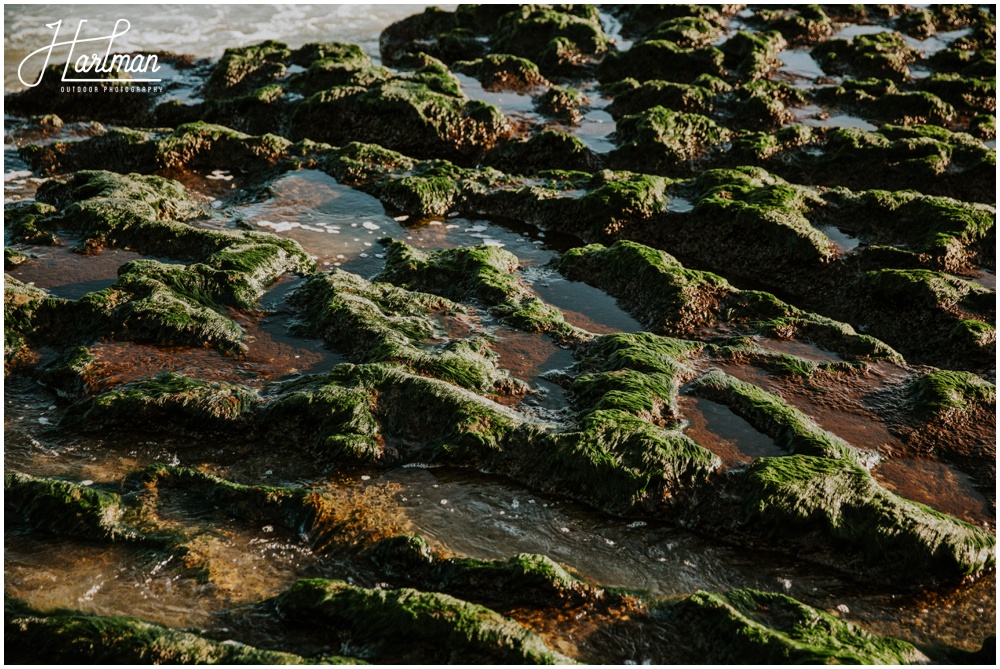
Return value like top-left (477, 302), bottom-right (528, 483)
top-left (826, 189), bottom-right (995, 268)
top-left (137, 464), bottom-right (360, 549)
top-left (4, 275), bottom-right (55, 370)
top-left (598, 40), bottom-right (726, 84)
top-left (571, 171), bottom-right (671, 235)
top-left (719, 29), bottom-right (788, 81)
top-left (919, 73), bottom-right (997, 116)
top-left (264, 361), bottom-right (717, 514)
top-left (368, 534), bottom-right (602, 607)
top-left (617, 5), bottom-right (732, 40)
top-left (376, 239), bottom-right (577, 339)
top-left (260, 371), bottom-right (383, 462)
top-left (853, 269), bottom-right (993, 314)
top-left (62, 372), bottom-right (259, 434)
top-left (33, 345), bottom-right (97, 398)
top-left (4, 472), bottom-right (160, 545)
top-left (287, 41), bottom-right (390, 94)
top-left (274, 579), bottom-right (571, 664)
top-left (730, 455), bottom-right (996, 581)
top-left (4, 201), bottom-right (58, 245)
top-left (784, 125), bottom-right (996, 204)
top-left (755, 5), bottom-right (834, 45)
top-left (534, 86), bottom-right (590, 123)
top-left (27, 171), bottom-right (312, 349)
top-left (4, 248), bottom-right (31, 271)
top-left (688, 369), bottom-right (873, 466)
top-left (645, 16), bottom-right (724, 49)
top-left (378, 175), bottom-right (460, 217)
top-left (322, 142), bottom-right (417, 185)
top-left (5, 600), bottom-right (345, 664)
top-left (288, 270), bottom-right (522, 393)
top-left (202, 39), bottom-right (292, 99)
top-left (156, 121), bottom-right (292, 171)
top-left (606, 78), bottom-right (724, 119)
top-left (906, 369), bottom-right (996, 419)
top-left (289, 60), bottom-right (509, 161)
top-left (484, 131), bottom-right (600, 175)
top-left (812, 32), bottom-right (921, 81)
top-left (731, 79), bottom-right (805, 130)
top-left (610, 106), bottom-right (730, 174)
top-left (689, 167), bottom-right (833, 264)
top-left (21, 123), bottom-right (292, 176)
top-left (556, 240), bottom-right (899, 361)
top-left (492, 5), bottom-right (611, 75)
top-left (454, 53), bottom-right (549, 91)
top-left (812, 81), bottom-right (957, 127)
top-left (667, 588), bottom-right (923, 663)
top-left (558, 240), bottom-right (730, 335)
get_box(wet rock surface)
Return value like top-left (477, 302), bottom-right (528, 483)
top-left (4, 3), bottom-right (995, 665)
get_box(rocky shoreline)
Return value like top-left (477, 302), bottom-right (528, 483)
top-left (4, 4), bottom-right (996, 664)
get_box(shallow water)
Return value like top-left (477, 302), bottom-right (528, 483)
top-left (815, 222), bottom-right (864, 252)
top-left (873, 457), bottom-right (993, 530)
top-left (776, 48), bottom-right (827, 84)
top-left (834, 23), bottom-right (894, 40)
top-left (454, 73), bottom-right (615, 154)
top-left (678, 395), bottom-right (785, 467)
top-left (753, 337), bottom-right (844, 364)
top-left (793, 104), bottom-right (879, 132)
top-left (238, 169), bottom-right (564, 278)
top-left (7, 242), bottom-right (149, 299)
top-left (523, 266), bottom-right (643, 334)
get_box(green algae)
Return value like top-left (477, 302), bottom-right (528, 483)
top-left (906, 369), bottom-right (996, 419)
top-left (289, 58), bottom-right (509, 161)
top-left (492, 4), bottom-right (611, 75)
top-left (156, 121), bottom-right (292, 171)
top-left (755, 5), bottom-right (834, 45)
top-left (854, 269), bottom-right (993, 313)
top-left (535, 85), bottom-right (589, 122)
top-left (484, 131), bottom-right (599, 174)
top-left (378, 175), bottom-right (460, 217)
top-left (645, 17), bottom-right (723, 49)
top-left (668, 588), bottom-right (924, 664)
top-left (367, 534), bottom-right (601, 608)
top-left (598, 40), bottom-right (726, 84)
top-left (720, 29), bottom-right (787, 81)
top-left (5, 599), bottom-right (346, 664)
top-left (453, 53), bottom-right (549, 90)
top-left (688, 369), bottom-right (872, 466)
top-left (34, 345), bottom-right (97, 398)
top-left (5, 204), bottom-right (58, 247)
top-left (4, 472), bottom-right (159, 545)
top-left (10, 171), bottom-right (313, 353)
top-left (812, 32), bottom-right (920, 81)
top-left (557, 240), bottom-right (897, 362)
top-left (202, 40), bottom-right (292, 99)
top-left (826, 189), bottom-right (995, 266)
top-left (690, 167), bottom-right (833, 264)
top-left (275, 578), bottom-right (571, 664)
top-left (731, 455), bottom-right (996, 581)
top-left (288, 269), bottom-right (522, 393)
top-left (611, 106), bottom-right (730, 174)
top-left (606, 78), bottom-right (723, 119)
top-left (376, 239), bottom-right (581, 340)
top-left (62, 372), bottom-right (259, 433)
top-left (261, 360), bottom-right (718, 514)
